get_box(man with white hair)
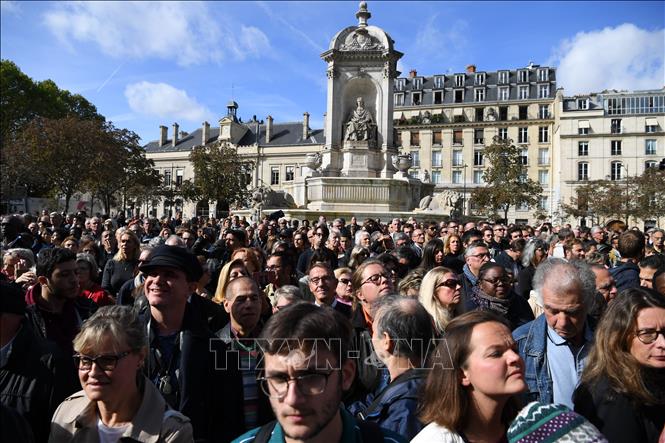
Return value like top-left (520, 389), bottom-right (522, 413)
top-left (513, 258), bottom-right (597, 408)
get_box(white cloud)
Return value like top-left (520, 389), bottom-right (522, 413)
top-left (0, 1), bottom-right (20, 14)
top-left (43, 1), bottom-right (271, 65)
top-left (407, 14), bottom-right (469, 72)
top-left (124, 81), bottom-right (211, 122)
top-left (550, 24), bottom-right (664, 94)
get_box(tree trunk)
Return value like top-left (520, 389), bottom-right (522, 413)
top-left (64, 192), bottom-right (71, 213)
top-left (503, 205), bottom-right (509, 224)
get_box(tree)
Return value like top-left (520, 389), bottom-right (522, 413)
top-left (180, 141), bottom-right (254, 210)
top-left (470, 136), bottom-right (543, 222)
top-left (628, 167), bottom-right (665, 222)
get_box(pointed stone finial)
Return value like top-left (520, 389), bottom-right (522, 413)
top-left (356, 1), bottom-right (370, 27)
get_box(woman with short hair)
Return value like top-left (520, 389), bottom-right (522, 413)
top-left (49, 306), bottom-right (193, 442)
top-left (212, 258), bottom-right (250, 304)
top-left (77, 253), bottom-right (114, 306)
top-left (574, 287), bottom-right (665, 443)
top-left (413, 311), bottom-right (526, 442)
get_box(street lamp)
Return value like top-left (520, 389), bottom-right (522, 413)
top-left (462, 163), bottom-right (468, 217)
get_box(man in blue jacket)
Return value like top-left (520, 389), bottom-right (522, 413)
top-left (609, 230), bottom-right (644, 292)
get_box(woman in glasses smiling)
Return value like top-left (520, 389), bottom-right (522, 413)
top-left (574, 287), bottom-right (665, 443)
top-left (49, 306), bottom-right (193, 442)
top-left (467, 262), bottom-right (534, 331)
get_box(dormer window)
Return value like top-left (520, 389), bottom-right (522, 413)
top-left (412, 77), bottom-right (423, 90)
top-left (537, 68), bottom-right (549, 82)
top-left (412, 91), bottom-right (422, 106)
top-left (498, 71), bottom-right (509, 84)
top-left (434, 76), bottom-right (444, 88)
top-left (577, 98), bottom-right (589, 110)
top-left (395, 79), bottom-right (405, 91)
top-left (455, 74), bottom-right (465, 87)
top-left (518, 70), bottom-right (529, 83)
top-left (475, 73), bottom-right (486, 85)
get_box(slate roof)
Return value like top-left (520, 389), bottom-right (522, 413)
top-left (144, 122), bottom-right (325, 153)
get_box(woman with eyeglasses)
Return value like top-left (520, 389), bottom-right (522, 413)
top-left (49, 306), bottom-right (193, 442)
top-left (419, 267), bottom-right (462, 336)
top-left (574, 287), bottom-right (665, 443)
top-left (466, 262), bottom-right (534, 331)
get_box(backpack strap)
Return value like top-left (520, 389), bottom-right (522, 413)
top-left (252, 420), bottom-right (277, 443)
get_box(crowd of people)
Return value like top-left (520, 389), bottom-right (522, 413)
top-left (1, 209), bottom-right (664, 443)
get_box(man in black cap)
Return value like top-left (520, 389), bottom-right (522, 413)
top-left (0, 281), bottom-right (76, 442)
top-left (138, 245), bottom-right (243, 442)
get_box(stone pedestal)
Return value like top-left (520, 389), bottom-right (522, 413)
top-left (341, 140), bottom-right (381, 177)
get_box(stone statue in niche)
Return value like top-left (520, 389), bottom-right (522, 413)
top-left (486, 107), bottom-right (497, 122)
top-left (344, 97), bottom-right (377, 142)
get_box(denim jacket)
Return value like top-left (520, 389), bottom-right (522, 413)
top-left (513, 315), bottom-right (595, 405)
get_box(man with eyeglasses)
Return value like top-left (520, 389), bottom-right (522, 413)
top-left (308, 263), bottom-right (351, 318)
top-left (264, 252), bottom-right (297, 305)
top-left (234, 303), bottom-right (405, 443)
top-left (296, 225), bottom-right (337, 275)
top-left (459, 242), bottom-right (491, 307)
top-left (410, 229), bottom-right (425, 258)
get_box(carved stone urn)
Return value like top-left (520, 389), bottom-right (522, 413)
top-left (391, 153), bottom-right (412, 179)
top-left (304, 152), bottom-right (323, 177)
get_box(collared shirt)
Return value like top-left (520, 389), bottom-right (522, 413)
top-left (545, 323), bottom-right (593, 408)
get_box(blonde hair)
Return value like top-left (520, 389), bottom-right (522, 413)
top-left (419, 266), bottom-right (457, 334)
top-left (113, 230), bottom-right (140, 262)
top-left (213, 259), bottom-right (249, 304)
top-left (73, 305), bottom-right (147, 354)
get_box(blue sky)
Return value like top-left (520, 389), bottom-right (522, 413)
top-left (1, 1), bottom-right (663, 144)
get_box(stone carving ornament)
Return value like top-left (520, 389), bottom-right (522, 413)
top-left (391, 153), bottom-right (413, 173)
top-left (340, 29), bottom-right (383, 51)
top-left (344, 97), bottom-right (377, 142)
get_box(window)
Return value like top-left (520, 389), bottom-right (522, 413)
top-left (473, 170), bottom-right (483, 184)
top-left (538, 170), bottom-right (549, 185)
top-left (611, 162), bottom-right (622, 180)
top-left (538, 148), bottom-right (549, 165)
top-left (499, 107), bottom-right (508, 121)
top-left (433, 131), bottom-right (442, 146)
top-left (474, 128), bottom-right (484, 145)
top-left (578, 162), bottom-right (589, 181)
top-left (431, 171), bottom-right (442, 184)
top-left (645, 160), bottom-right (658, 170)
top-left (394, 93), bottom-right (404, 106)
top-left (453, 150), bottom-right (463, 166)
top-left (285, 166), bottom-right (295, 181)
top-left (519, 85), bottom-right (529, 100)
top-left (517, 202), bottom-right (529, 211)
top-left (175, 169), bottom-right (184, 187)
top-left (270, 167), bottom-right (280, 185)
top-left (645, 139), bottom-right (657, 155)
top-left (475, 73), bottom-right (486, 85)
top-left (432, 151), bottom-right (442, 167)
top-left (499, 87), bottom-right (509, 101)
top-left (410, 131), bottom-right (420, 146)
top-left (163, 170), bottom-right (172, 187)
top-left (475, 108), bottom-right (484, 122)
top-left (538, 84), bottom-right (550, 98)
top-left (434, 90), bottom-right (443, 104)
top-left (537, 68), bottom-right (549, 82)
top-left (411, 92), bottom-right (422, 105)
top-left (646, 121), bottom-right (658, 133)
top-left (579, 127), bottom-right (589, 135)
top-left (519, 148), bottom-right (529, 165)
top-left (578, 141), bottom-right (589, 156)
top-left (611, 140), bottom-right (622, 156)
top-left (455, 74), bottom-right (465, 87)
top-left (454, 89), bottom-right (464, 103)
top-left (409, 170), bottom-right (420, 180)
top-left (452, 170), bottom-right (462, 184)
top-left (611, 119), bottom-right (622, 134)
top-left (474, 150), bottom-right (484, 166)
top-left (538, 126), bottom-right (549, 143)
top-left (578, 98), bottom-right (589, 110)
top-left (411, 151), bottom-right (420, 167)
top-left (453, 129), bottom-right (463, 145)
top-left (413, 78), bottom-right (422, 90)
top-left (539, 196), bottom-right (549, 211)
top-left (518, 127), bottom-right (528, 144)
top-left (498, 71), bottom-right (509, 84)
top-left (519, 106), bottom-right (529, 120)
top-left (498, 127), bottom-right (508, 140)
top-left (518, 70), bottom-right (528, 83)
top-left (395, 79), bottom-right (405, 91)
top-left (539, 105), bottom-right (550, 119)
top-left (434, 76), bottom-right (444, 88)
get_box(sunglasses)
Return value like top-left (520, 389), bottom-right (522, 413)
top-left (437, 279), bottom-right (461, 289)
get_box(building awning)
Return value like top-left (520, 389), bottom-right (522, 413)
top-left (646, 117), bottom-right (658, 126)
top-left (578, 120), bottom-right (590, 129)
top-left (453, 107), bottom-right (464, 116)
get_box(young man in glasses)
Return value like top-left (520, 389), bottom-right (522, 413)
top-left (234, 303), bottom-right (405, 443)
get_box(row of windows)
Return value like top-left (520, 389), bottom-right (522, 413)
top-left (396, 84), bottom-right (550, 105)
top-left (270, 165), bottom-right (295, 185)
top-left (578, 118), bottom-right (660, 135)
top-left (577, 161), bottom-right (660, 181)
top-left (577, 139), bottom-right (658, 156)
top-left (411, 148), bottom-right (550, 168)
top-left (162, 169), bottom-right (184, 187)
top-left (605, 95), bottom-right (665, 115)
top-left (396, 68), bottom-right (551, 91)
top-left (404, 126), bottom-right (550, 146)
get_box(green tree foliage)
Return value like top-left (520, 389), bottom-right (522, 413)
top-left (470, 135), bottom-right (543, 222)
top-left (180, 141), bottom-right (254, 209)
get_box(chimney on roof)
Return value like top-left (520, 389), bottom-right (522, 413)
top-left (466, 64), bottom-right (476, 73)
top-left (172, 123), bottom-right (179, 147)
top-left (303, 112), bottom-right (310, 140)
top-left (409, 69), bottom-right (417, 78)
top-left (202, 121), bottom-right (210, 145)
top-left (265, 115), bottom-right (273, 143)
top-left (159, 125), bottom-right (168, 146)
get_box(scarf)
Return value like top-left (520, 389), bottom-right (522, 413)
top-left (471, 285), bottom-right (512, 317)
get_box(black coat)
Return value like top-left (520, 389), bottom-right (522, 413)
top-left (0, 321), bottom-right (78, 443)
